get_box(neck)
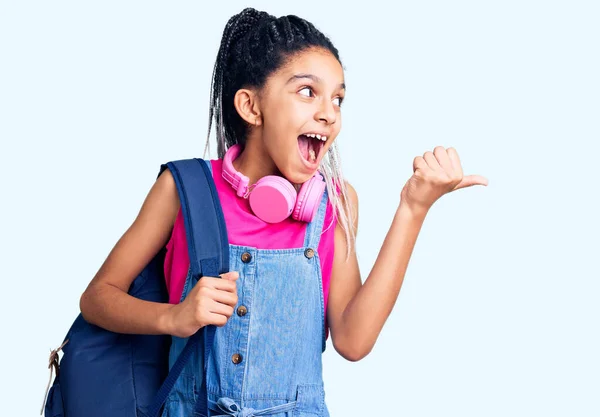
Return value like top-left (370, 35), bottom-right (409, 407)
top-left (231, 138), bottom-right (279, 187)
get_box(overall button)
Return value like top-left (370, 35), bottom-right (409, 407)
top-left (232, 353), bottom-right (243, 364)
top-left (241, 252), bottom-right (252, 263)
top-left (304, 248), bottom-right (315, 259)
top-left (237, 305), bottom-right (248, 317)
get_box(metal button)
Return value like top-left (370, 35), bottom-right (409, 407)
top-left (237, 305), bottom-right (247, 317)
top-left (232, 353), bottom-right (243, 364)
top-left (304, 248), bottom-right (315, 259)
top-left (241, 252), bottom-right (252, 263)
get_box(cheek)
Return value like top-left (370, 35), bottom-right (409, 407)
top-left (265, 98), bottom-right (297, 128)
top-left (276, 94), bottom-right (311, 118)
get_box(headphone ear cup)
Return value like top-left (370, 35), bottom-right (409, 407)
top-left (293, 174), bottom-right (326, 222)
top-left (249, 176), bottom-right (297, 223)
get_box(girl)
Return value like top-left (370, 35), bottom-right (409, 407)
top-left (79, 7), bottom-right (488, 417)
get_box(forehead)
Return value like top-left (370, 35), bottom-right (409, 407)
top-left (270, 48), bottom-right (344, 87)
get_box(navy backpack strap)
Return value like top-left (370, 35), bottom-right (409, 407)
top-left (143, 158), bottom-right (229, 417)
top-left (164, 158), bottom-right (229, 279)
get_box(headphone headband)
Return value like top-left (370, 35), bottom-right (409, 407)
top-left (222, 144), bottom-right (249, 197)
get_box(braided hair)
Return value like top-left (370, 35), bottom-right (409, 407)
top-left (203, 7), bottom-right (356, 255)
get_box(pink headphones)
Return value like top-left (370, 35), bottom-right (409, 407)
top-left (222, 144), bottom-right (326, 223)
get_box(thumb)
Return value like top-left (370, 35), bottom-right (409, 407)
top-left (453, 174), bottom-right (489, 191)
top-left (220, 271), bottom-right (239, 281)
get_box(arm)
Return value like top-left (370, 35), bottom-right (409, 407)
top-left (327, 146), bottom-right (487, 361)
top-left (327, 183), bottom-right (427, 362)
top-left (79, 169), bottom-right (182, 335)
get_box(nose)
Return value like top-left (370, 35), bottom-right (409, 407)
top-left (315, 97), bottom-right (336, 125)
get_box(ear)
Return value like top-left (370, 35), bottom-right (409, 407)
top-left (233, 88), bottom-right (262, 126)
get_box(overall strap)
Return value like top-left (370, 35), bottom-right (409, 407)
top-left (143, 158), bottom-right (229, 417)
top-left (303, 188), bottom-right (329, 250)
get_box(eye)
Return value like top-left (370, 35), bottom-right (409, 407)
top-left (333, 96), bottom-right (344, 107)
top-left (298, 86), bottom-right (314, 97)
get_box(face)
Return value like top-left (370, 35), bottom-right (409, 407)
top-left (256, 47), bottom-right (345, 184)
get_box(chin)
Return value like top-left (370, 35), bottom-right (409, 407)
top-left (277, 160), bottom-right (315, 185)
top-left (279, 168), bottom-right (309, 185)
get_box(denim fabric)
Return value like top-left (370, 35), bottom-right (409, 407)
top-left (162, 188), bottom-right (330, 417)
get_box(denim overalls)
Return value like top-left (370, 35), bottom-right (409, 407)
top-left (161, 170), bottom-right (330, 417)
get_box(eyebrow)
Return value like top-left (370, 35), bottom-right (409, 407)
top-left (287, 73), bottom-right (346, 90)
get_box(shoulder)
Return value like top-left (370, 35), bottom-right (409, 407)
top-left (158, 157), bottom-right (218, 195)
top-left (331, 180), bottom-right (358, 221)
top-left (341, 181), bottom-right (358, 208)
top-left (324, 179), bottom-right (358, 254)
top-left (329, 177), bottom-right (357, 203)
top-left (155, 167), bottom-right (178, 203)
top-left (138, 167), bottom-right (180, 231)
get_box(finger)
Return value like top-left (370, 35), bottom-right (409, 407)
top-left (423, 151), bottom-right (442, 171)
top-left (413, 156), bottom-right (429, 173)
top-left (207, 312), bottom-right (229, 327)
top-left (453, 174), bottom-right (489, 190)
top-left (209, 288), bottom-right (239, 306)
top-left (201, 276), bottom-right (237, 292)
top-left (433, 146), bottom-right (453, 173)
top-left (207, 299), bottom-right (235, 317)
top-left (446, 147), bottom-right (463, 177)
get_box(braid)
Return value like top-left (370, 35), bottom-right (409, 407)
top-left (204, 8), bottom-right (271, 158)
top-left (280, 16), bottom-right (294, 46)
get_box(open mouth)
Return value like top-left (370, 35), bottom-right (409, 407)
top-left (298, 133), bottom-right (327, 164)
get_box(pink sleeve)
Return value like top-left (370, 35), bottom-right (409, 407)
top-left (318, 184), bottom-right (341, 341)
top-left (164, 208), bottom-right (190, 305)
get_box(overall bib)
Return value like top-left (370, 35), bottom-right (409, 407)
top-left (162, 182), bottom-right (330, 417)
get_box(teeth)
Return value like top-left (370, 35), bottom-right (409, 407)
top-left (309, 149), bottom-right (316, 162)
top-left (303, 133), bottom-right (327, 142)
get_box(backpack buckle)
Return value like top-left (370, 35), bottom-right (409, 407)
top-left (40, 339), bottom-right (69, 415)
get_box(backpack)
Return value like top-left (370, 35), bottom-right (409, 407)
top-left (42, 158), bottom-right (229, 417)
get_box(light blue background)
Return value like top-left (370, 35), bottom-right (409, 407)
top-left (1, 1), bottom-right (599, 416)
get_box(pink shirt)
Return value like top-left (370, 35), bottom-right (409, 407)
top-left (164, 159), bottom-right (336, 340)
